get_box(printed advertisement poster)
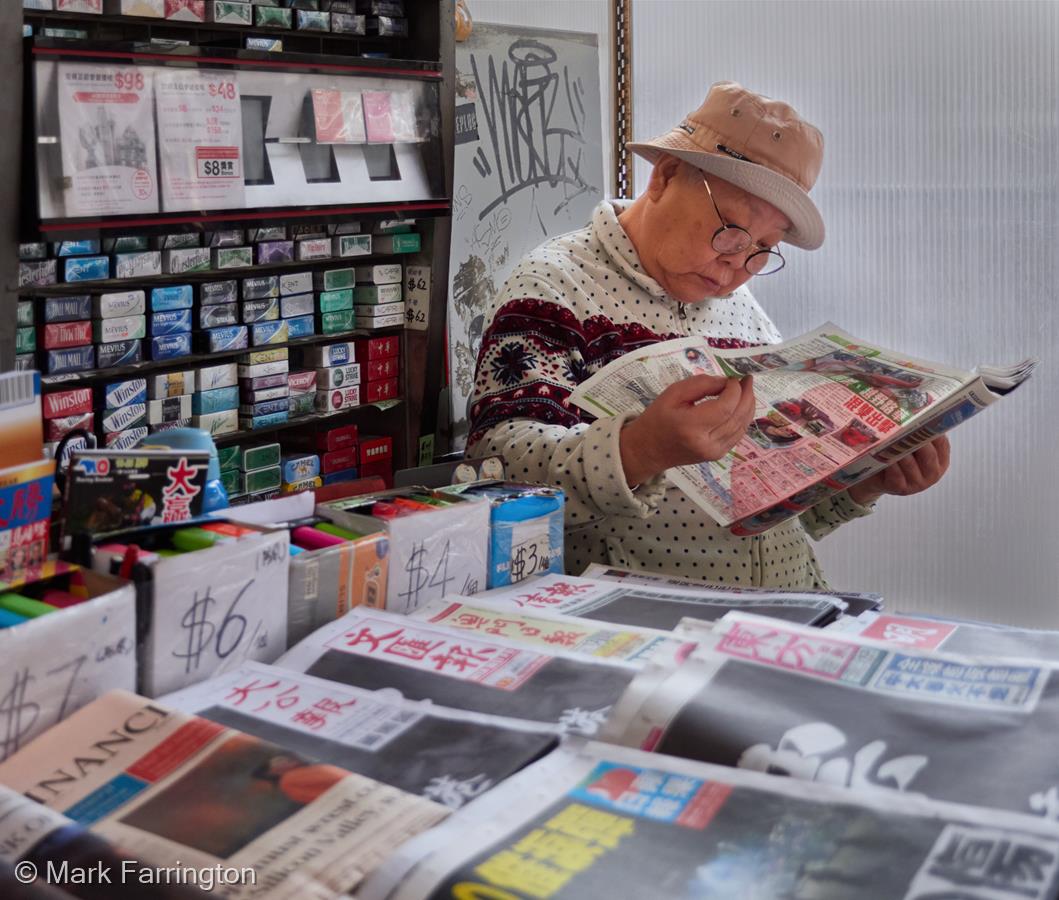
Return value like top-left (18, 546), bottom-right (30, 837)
top-left (156, 69), bottom-right (246, 211)
top-left (58, 63), bottom-right (159, 216)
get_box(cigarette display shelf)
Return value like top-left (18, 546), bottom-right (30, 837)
top-left (211, 396), bottom-right (404, 444)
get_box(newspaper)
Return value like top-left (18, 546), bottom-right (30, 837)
top-left (601, 611), bottom-right (1059, 820)
top-left (161, 662), bottom-right (558, 809)
top-left (472, 573), bottom-right (844, 628)
top-left (274, 608), bottom-right (641, 737)
top-left (581, 562), bottom-right (883, 618)
top-left (569, 324), bottom-right (1036, 533)
top-left (0, 690), bottom-right (446, 899)
top-left (828, 610), bottom-right (1059, 661)
top-left (406, 596), bottom-right (693, 666)
top-left (359, 739), bottom-right (1059, 900)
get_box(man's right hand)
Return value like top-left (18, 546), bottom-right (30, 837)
top-left (619, 375), bottom-right (756, 486)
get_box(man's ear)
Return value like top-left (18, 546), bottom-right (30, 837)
top-left (647, 154), bottom-right (683, 201)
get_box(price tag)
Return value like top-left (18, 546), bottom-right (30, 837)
top-left (404, 265), bottom-right (431, 332)
top-left (196, 147), bottom-right (241, 179)
top-left (508, 518), bottom-right (554, 585)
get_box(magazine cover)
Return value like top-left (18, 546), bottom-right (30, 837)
top-left (156, 69), bottom-right (246, 211)
top-left (602, 612), bottom-right (1059, 820)
top-left (0, 691), bottom-right (447, 900)
top-left (360, 740), bottom-right (1059, 900)
top-left (275, 608), bottom-right (642, 736)
top-left (162, 662), bottom-right (558, 808)
top-left (57, 63), bottom-right (159, 217)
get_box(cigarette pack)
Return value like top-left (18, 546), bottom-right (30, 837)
top-left (242, 348), bottom-right (289, 365)
top-left (148, 395), bottom-right (192, 425)
top-left (245, 36), bottom-right (284, 51)
top-left (165, 0), bottom-right (206, 21)
top-left (355, 263), bottom-right (403, 285)
top-left (372, 15), bottom-right (408, 37)
top-left (104, 427), bottom-right (149, 449)
top-left (46, 345), bottom-right (96, 375)
top-left (372, 233), bottom-right (421, 254)
top-left (199, 303), bottom-right (239, 328)
top-left (19, 260), bottom-right (57, 287)
top-left (243, 466), bottom-right (282, 495)
top-left (333, 235), bottom-right (372, 258)
top-left (279, 271), bottom-right (313, 296)
top-left (162, 247), bottom-right (211, 275)
top-left (213, 247), bottom-right (253, 269)
top-left (16, 302), bottom-right (33, 328)
top-left (192, 408), bottom-right (239, 438)
top-left (43, 388), bottom-right (94, 420)
top-left (15, 328), bottom-right (35, 354)
top-left (240, 411), bottom-right (289, 431)
top-left (217, 444), bottom-right (240, 472)
top-left (355, 335), bottom-right (400, 360)
top-left (242, 372), bottom-right (289, 392)
top-left (153, 233), bottom-right (201, 250)
top-left (44, 412), bottom-right (94, 443)
top-left (365, 355), bottom-right (399, 380)
top-left (320, 446), bottom-right (358, 474)
top-left (43, 295), bottom-right (92, 323)
top-left (281, 454), bottom-right (320, 482)
top-left (295, 9), bottom-right (329, 29)
top-left (150, 285), bottom-right (194, 311)
top-left (320, 309), bottom-right (355, 334)
top-left (149, 309), bottom-right (193, 336)
top-left (288, 423), bottom-right (358, 453)
top-left (205, 0), bottom-right (251, 24)
top-left (355, 301), bottom-right (405, 318)
top-left (359, 435), bottom-right (393, 464)
top-left (19, 243), bottom-right (48, 260)
top-left (331, 12), bottom-right (366, 34)
top-left (242, 298), bottom-right (280, 323)
top-left (238, 360), bottom-right (289, 379)
top-left (296, 238), bottom-right (332, 261)
top-left (63, 256), bottom-right (110, 282)
top-left (149, 332), bottom-right (193, 361)
top-left (315, 363), bottom-right (361, 389)
top-left (256, 241), bottom-right (295, 265)
top-left (94, 315), bottom-right (147, 344)
top-left (54, 240), bottom-right (101, 257)
top-left (313, 268), bottom-right (355, 291)
top-left (241, 443), bottom-right (280, 471)
top-left (287, 370), bottom-right (317, 393)
top-left (221, 468), bottom-right (243, 495)
top-left (363, 377), bottom-right (399, 403)
top-left (115, 251), bottom-right (162, 279)
top-left (316, 385), bottom-right (360, 412)
top-left (352, 282), bottom-right (403, 304)
top-left (150, 418), bottom-right (192, 434)
top-left (101, 378), bottom-right (147, 410)
top-left (286, 315), bottom-right (315, 339)
top-left (252, 320), bottom-right (289, 346)
top-left (254, 5), bottom-right (291, 27)
top-left (301, 341), bottom-right (355, 367)
top-left (104, 236), bottom-right (150, 253)
top-left (243, 275), bottom-right (281, 300)
top-left (282, 475), bottom-right (321, 493)
top-left (95, 290), bottom-right (146, 319)
top-left (102, 403), bottom-right (147, 435)
top-left (42, 321), bottom-right (92, 350)
top-left (206, 230), bottom-right (245, 248)
top-left (200, 280), bottom-right (238, 306)
top-left (280, 293), bottom-right (315, 318)
top-left (192, 386), bottom-right (240, 416)
top-left (289, 391), bottom-right (315, 416)
top-left (197, 361), bottom-right (238, 391)
top-left (200, 325), bottom-right (250, 353)
top-left (357, 312), bottom-right (405, 330)
top-left (148, 370), bottom-right (195, 399)
top-left (240, 398), bottom-right (289, 417)
top-left (318, 289), bottom-right (353, 312)
top-left (96, 338), bottom-right (143, 369)
top-left (241, 386), bottom-right (290, 404)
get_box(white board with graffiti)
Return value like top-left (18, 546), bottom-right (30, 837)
top-left (447, 23), bottom-right (605, 451)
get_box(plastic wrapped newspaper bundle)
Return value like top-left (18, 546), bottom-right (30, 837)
top-left (358, 740), bottom-right (1059, 900)
top-left (274, 608), bottom-right (649, 737)
top-left (600, 612), bottom-right (1059, 819)
top-left (469, 572), bottom-right (846, 629)
top-left (827, 610), bottom-right (1059, 661)
top-left (581, 562), bottom-right (884, 618)
top-left (162, 662), bottom-right (558, 809)
top-left (569, 323), bottom-right (1036, 535)
top-left (0, 691), bottom-right (447, 900)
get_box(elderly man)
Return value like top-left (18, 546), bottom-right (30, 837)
top-left (467, 82), bottom-right (949, 589)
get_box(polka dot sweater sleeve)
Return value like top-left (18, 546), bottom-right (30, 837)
top-left (799, 489), bottom-right (877, 541)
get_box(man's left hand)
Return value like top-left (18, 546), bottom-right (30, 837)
top-left (847, 436), bottom-right (951, 507)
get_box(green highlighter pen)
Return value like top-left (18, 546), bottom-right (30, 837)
top-left (0, 593), bottom-right (57, 619)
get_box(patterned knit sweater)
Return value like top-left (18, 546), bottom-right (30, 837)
top-left (467, 200), bottom-right (875, 589)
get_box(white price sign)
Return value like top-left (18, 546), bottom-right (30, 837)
top-left (196, 147), bottom-right (241, 180)
top-left (404, 264), bottom-right (431, 332)
top-left (508, 518), bottom-right (554, 585)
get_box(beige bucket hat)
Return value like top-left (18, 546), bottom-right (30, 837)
top-left (628, 81), bottom-right (826, 249)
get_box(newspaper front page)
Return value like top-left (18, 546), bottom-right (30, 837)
top-left (359, 740), bottom-right (1059, 900)
top-left (0, 691), bottom-right (446, 899)
top-left (162, 662), bottom-right (558, 809)
top-left (602, 612), bottom-right (1059, 819)
top-left (569, 324), bottom-right (1034, 533)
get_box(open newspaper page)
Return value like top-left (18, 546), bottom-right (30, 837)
top-left (274, 608), bottom-right (642, 737)
top-left (472, 573), bottom-right (845, 628)
top-left (569, 323), bottom-right (1033, 532)
top-left (406, 596), bottom-right (693, 666)
top-left (581, 562), bottom-right (883, 617)
top-left (0, 690), bottom-right (446, 900)
top-left (828, 610), bottom-right (1059, 662)
top-left (161, 662), bottom-right (558, 810)
top-left (601, 612), bottom-right (1059, 820)
top-left (359, 740), bottom-right (1059, 900)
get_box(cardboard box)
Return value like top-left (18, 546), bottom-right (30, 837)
top-left (315, 385), bottom-right (360, 413)
top-left (148, 370), bottom-right (195, 399)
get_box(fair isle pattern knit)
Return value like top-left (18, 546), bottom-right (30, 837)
top-left (468, 200), bottom-right (874, 589)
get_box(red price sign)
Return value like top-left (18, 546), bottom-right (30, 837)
top-left (208, 81), bottom-right (238, 101)
top-left (114, 70), bottom-right (145, 92)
